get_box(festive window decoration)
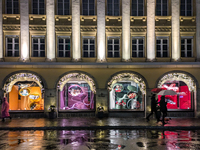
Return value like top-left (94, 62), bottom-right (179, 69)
top-left (19, 88), bottom-right (31, 96)
top-left (157, 73), bottom-right (196, 92)
top-left (57, 73), bottom-right (96, 93)
top-left (3, 73), bottom-right (44, 93)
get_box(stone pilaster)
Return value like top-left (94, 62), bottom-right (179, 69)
top-left (122, 0), bottom-right (131, 61)
top-left (171, 0), bottom-right (180, 61)
top-left (97, 0), bottom-right (106, 62)
top-left (46, 0), bottom-right (56, 61)
top-left (196, 0), bottom-right (200, 61)
top-left (72, 0), bottom-right (81, 61)
top-left (147, 0), bottom-right (155, 61)
top-left (96, 89), bottom-right (108, 114)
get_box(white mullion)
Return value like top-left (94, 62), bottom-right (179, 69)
top-left (185, 39), bottom-right (187, 57)
top-left (88, 0), bottom-right (89, 15)
top-left (161, 0), bottom-right (163, 16)
top-left (63, 0), bottom-right (65, 15)
top-left (112, 0), bottom-right (114, 15)
top-left (38, 0), bottom-right (40, 14)
top-left (137, 39), bottom-right (139, 57)
top-left (12, 38), bottom-right (14, 57)
top-left (38, 38), bottom-right (40, 57)
top-left (88, 39), bottom-right (90, 57)
top-left (137, 0), bottom-right (138, 16)
top-left (64, 38), bottom-right (66, 57)
top-left (12, 0), bottom-right (14, 14)
top-left (185, 0), bottom-right (187, 16)
top-left (112, 39), bottom-right (114, 57)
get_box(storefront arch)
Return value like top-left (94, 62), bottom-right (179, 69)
top-left (56, 71), bottom-right (97, 111)
top-left (156, 71), bottom-right (197, 113)
top-left (107, 71), bottom-right (148, 111)
top-left (2, 70), bottom-right (47, 111)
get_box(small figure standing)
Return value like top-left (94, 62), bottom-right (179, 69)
top-left (159, 95), bottom-right (167, 125)
top-left (1, 97), bottom-right (11, 122)
top-left (146, 94), bottom-right (160, 122)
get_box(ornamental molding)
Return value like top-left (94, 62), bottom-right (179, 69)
top-left (106, 27), bottom-right (122, 32)
top-left (3, 73), bottom-right (44, 93)
top-left (57, 73), bottom-right (96, 93)
top-left (81, 27), bottom-right (97, 32)
top-left (130, 27), bottom-right (146, 32)
top-left (107, 73), bottom-right (146, 94)
top-left (3, 25), bottom-right (20, 30)
top-left (180, 27), bottom-right (196, 32)
top-left (155, 27), bottom-right (171, 32)
top-left (157, 73), bottom-right (196, 92)
top-left (29, 26), bottom-right (46, 31)
top-left (55, 26), bottom-right (72, 31)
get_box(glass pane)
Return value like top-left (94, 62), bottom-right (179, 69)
top-left (90, 52), bottom-right (95, 57)
top-left (163, 52), bottom-right (168, 57)
top-left (114, 45), bottom-right (119, 50)
top-left (83, 39), bottom-right (88, 44)
top-left (132, 45), bottom-right (136, 50)
top-left (33, 51), bottom-right (38, 57)
top-left (132, 39), bottom-right (136, 44)
top-left (83, 52), bottom-right (88, 57)
top-left (114, 52), bottom-right (119, 57)
top-left (59, 51), bottom-right (64, 57)
top-left (65, 44), bottom-right (70, 50)
top-left (7, 38), bottom-right (12, 43)
top-left (108, 39), bottom-right (112, 44)
top-left (40, 51), bottom-right (45, 57)
top-left (14, 51), bottom-right (19, 57)
top-left (157, 45), bottom-right (161, 50)
top-left (65, 51), bottom-right (70, 57)
top-left (163, 39), bottom-right (168, 44)
top-left (83, 45), bottom-right (88, 50)
top-left (157, 52), bottom-right (161, 57)
top-left (15, 38), bottom-right (19, 43)
top-left (65, 39), bottom-right (70, 43)
top-left (187, 39), bottom-right (192, 44)
top-left (181, 45), bottom-right (185, 50)
top-left (187, 51), bottom-right (192, 57)
top-left (7, 51), bottom-right (12, 57)
top-left (139, 45), bottom-right (143, 50)
top-left (8, 44), bottom-right (12, 49)
top-left (15, 44), bottom-right (19, 50)
top-left (108, 45), bottom-right (112, 50)
top-left (156, 40), bottom-right (161, 44)
top-left (181, 51), bottom-right (185, 57)
top-left (40, 44), bottom-right (45, 50)
top-left (90, 45), bottom-right (94, 50)
top-left (187, 45), bottom-right (191, 50)
top-left (132, 52), bottom-right (137, 57)
top-left (59, 45), bottom-right (63, 50)
top-left (33, 45), bottom-right (38, 50)
top-left (163, 45), bottom-right (167, 50)
top-left (108, 52), bottom-right (112, 57)
top-left (114, 39), bottom-right (119, 44)
top-left (139, 52), bottom-right (143, 57)
top-left (40, 39), bottom-right (45, 43)
top-left (33, 39), bottom-right (38, 43)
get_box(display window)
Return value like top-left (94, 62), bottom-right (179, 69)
top-left (9, 81), bottom-right (44, 111)
top-left (158, 81), bottom-right (192, 110)
top-left (57, 73), bottom-right (96, 111)
top-left (108, 73), bottom-right (146, 111)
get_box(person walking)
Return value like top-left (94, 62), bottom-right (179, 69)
top-left (159, 95), bottom-right (167, 125)
top-left (146, 94), bottom-right (159, 122)
top-left (1, 97), bottom-right (11, 122)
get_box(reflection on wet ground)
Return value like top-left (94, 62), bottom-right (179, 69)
top-left (0, 129), bottom-right (200, 150)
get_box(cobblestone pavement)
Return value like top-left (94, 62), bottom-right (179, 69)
top-left (0, 129), bottom-right (200, 150)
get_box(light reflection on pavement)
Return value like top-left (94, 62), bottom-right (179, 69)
top-left (0, 130), bottom-right (199, 150)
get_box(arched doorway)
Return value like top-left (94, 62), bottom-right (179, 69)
top-left (107, 72), bottom-right (147, 111)
top-left (157, 72), bottom-right (196, 113)
top-left (57, 72), bottom-right (96, 111)
top-left (3, 72), bottom-right (45, 111)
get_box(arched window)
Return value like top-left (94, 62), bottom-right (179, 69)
top-left (57, 73), bottom-right (96, 111)
top-left (108, 72), bottom-right (146, 111)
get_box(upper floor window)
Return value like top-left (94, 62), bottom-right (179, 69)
top-left (82, 0), bottom-right (95, 15)
top-left (156, 37), bottom-right (169, 57)
top-left (107, 0), bottom-right (120, 16)
top-left (132, 37), bottom-right (144, 58)
top-left (57, 0), bottom-right (70, 15)
top-left (57, 36), bottom-right (71, 57)
top-left (156, 0), bottom-right (168, 16)
top-left (107, 37), bottom-right (120, 58)
top-left (32, 0), bottom-right (45, 15)
top-left (5, 36), bottom-right (19, 57)
top-left (82, 37), bottom-right (95, 57)
top-left (180, 0), bottom-right (193, 16)
top-left (32, 36), bottom-right (45, 57)
top-left (181, 37), bottom-right (193, 57)
top-left (131, 0), bottom-right (144, 16)
top-left (6, 0), bottom-right (19, 14)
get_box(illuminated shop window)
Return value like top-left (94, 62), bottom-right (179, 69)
top-left (5, 36), bottom-right (19, 57)
top-left (156, 0), bottom-right (168, 16)
top-left (107, 0), bottom-right (120, 16)
top-left (108, 73), bottom-right (146, 111)
top-left (82, 0), bottom-right (95, 15)
top-left (156, 37), bottom-right (169, 57)
top-left (131, 0), bottom-right (144, 16)
top-left (32, 36), bottom-right (45, 57)
top-left (82, 37), bottom-right (95, 57)
top-left (132, 37), bottom-right (144, 58)
top-left (180, 0), bottom-right (193, 16)
top-left (107, 37), bottom-right (120, 58)
top-left (57, 0), bottom-right (70, 15)
top-left (181, 37), bottom-right (193, 57)
top-left (32, 0), bottom-right (45, 15)
top-left (5, 0), bottom-right (19, 14)
top-left (57, 73), bottom-right (96, 111)
top-left (57, 36), bottom-right (71, 57)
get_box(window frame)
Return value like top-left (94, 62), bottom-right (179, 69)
top-left (156, 36), bottom-right (169, 58)
top-left (156, 0), bottom-right (168, 16)
top-left (82, 36), bottom-right (95, 58)
top-left (181, 36), bottom-right (193, 58)
top-left (131, 36), bottom-right (145, 58)
top-left (180, 0), bottom-right (193, 16)
top-left (107, 36), bottom-right (120, 58)
top-left (82, 0), bottom-right (95, 16)
top-left (131, 0), bottom-right (144, 16)
top-left (5, 35), bottom-right (19, 57)
top-left (5, 0), bottom-right (19, 14)
top-left (32, 0), bottom-right (45, 15)
top-left (57, 36), bottom-right (71, 58)
top-left (57, 0), bottom-right (70, 15)
top-left (31, 35), bottom-right (46, 57)
top-left (107, 0), bottom-right (120, 16)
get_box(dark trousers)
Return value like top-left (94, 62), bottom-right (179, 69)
top-left (161, 111), bottom-right (167, 124)
top-left (146, 109), bottom-right (159, 122)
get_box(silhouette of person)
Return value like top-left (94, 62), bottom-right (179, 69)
top-left (1, 97), bottom-right (11, 122)
top-left (146, 94), bottom-right (159, 122)
top-left (159, 95), bottom-right (167, 125)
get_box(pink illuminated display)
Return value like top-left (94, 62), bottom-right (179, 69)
top-left (158, 81), bottom-right (191, 110)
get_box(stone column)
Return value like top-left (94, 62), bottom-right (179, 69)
top-left (122, 0), bottom-right (130, 61)
top-left (0, 0), bottom-right (3, 61)
top-left (196, 0), bottom-right (200, 61)
top-left (72, 0), bottom-right (81, 61)
top-left (171, 0), bottom-right (180, 61)
top-left (147, 0), bottom-right (155, 61)
top-left (46, 0), bottom-right (56, 61)
top-left (97, 0), bottom-right (106, 62)
top-left (20, 0), bottom-right (30, 62)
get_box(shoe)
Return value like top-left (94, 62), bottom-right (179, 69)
top-left (146, 118), bottom-right (150, 122)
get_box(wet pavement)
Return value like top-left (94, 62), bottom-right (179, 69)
top-left (0, 129), bottom-right (200, 150)
top-left (0, 117), bottom-right (200, 130)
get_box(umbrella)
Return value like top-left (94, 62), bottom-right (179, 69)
top-left (151, 88), bottom-right (164, 93)
top-left (157, 90), bottom-right (177, 96)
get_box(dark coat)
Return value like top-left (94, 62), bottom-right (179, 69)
top-left (151, 96), bottom-right (157, 111)
top-left (160, 96), bottom-right (167, 112)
